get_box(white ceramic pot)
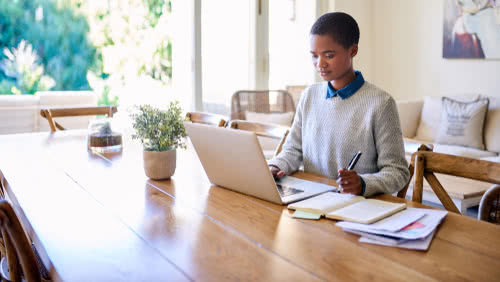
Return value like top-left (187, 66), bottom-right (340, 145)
top-left (143, 149), bottom-right (176, 180)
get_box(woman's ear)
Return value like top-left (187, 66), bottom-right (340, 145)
top-left (350, 44), bottom-right (358, 57)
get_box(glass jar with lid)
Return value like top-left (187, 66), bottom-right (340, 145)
top-left (87, 117), bottom-right (123, 153)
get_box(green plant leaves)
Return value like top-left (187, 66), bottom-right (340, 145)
top-left (130, 101), bottom-right (186, 152)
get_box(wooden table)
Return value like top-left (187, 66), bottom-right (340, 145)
top-left (1, 130), bottom-right (500, 281)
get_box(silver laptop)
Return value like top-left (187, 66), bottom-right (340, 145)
top-left (185, 122), bottom-right (335, 204)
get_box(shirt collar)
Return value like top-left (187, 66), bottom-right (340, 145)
top-left (326, 70), bottom-right (365, 100)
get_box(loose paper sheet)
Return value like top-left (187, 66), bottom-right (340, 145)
top-left (337, 208), bottom-right (447, 240)
top-left (359, 230), bottom-right (436, 251)
top-left (353, 208), bottom-right (425, 232)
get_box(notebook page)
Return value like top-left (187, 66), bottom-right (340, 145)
top-left (361, 208), bottom-right (425, 232)
top-left (326, 199), bottom-right (406, 224)
top-left (288, 192), bottom-right (363, 215)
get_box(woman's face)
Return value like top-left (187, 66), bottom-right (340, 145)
top-left (310, 34), bottom-right (357, 82)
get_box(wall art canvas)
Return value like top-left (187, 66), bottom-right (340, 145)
top-left (443, 0), bottom-right (500, 59)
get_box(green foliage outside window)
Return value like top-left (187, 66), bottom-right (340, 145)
top-left (0, 0), bottom-right (99, 93)
top-left (0, 40), bottom-right (55, 94)
top-left (0, 0), bottom-right (173, 106)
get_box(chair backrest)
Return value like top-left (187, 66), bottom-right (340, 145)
top-left (400, 145), bottom-right (500, 214)
top-left (0, 200), bottom-right (41, 282)
top-left (227, 120), bottom-right (290, 157)
top-left (40, 106), bottom-right (117, 132)
top-left (285, 85), bottom-right (307, 106)
top-left (185, 112), bottom-right (227, 127)
top-left (478, 185), bottom-right (500, 224)
top-left (230, 90), bottom-right (295, 120)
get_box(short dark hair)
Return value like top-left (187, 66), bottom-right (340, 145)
top-left (310, 12), bottom-right (360, 49)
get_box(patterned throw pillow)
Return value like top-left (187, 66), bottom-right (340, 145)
top-left (436, 97), bottom-right (489, 150)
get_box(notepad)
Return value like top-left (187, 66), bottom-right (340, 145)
top-left (292, 210), bottom-right (322, 220)
top-left (288, 192), bottom-right (406, 224)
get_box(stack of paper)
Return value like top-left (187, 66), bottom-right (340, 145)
top-left (336, 208), bottom-right (447, 251)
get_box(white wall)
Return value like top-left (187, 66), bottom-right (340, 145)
top-left (373, 0), bottom-right (500, 100)
top-left (329, 0), bottom-right (374, 82)
top-left (268, 0), bottom-right (319, 89)
top-left (334, 0), bottom-right (500, 100)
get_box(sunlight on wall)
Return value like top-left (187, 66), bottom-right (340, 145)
top-left (201, 0), bottom-right (251, 115)
top-left (171, 0), bottom-right (194, 113)
top-left (269, 0), bottom-right (317, 89)
top-left (170, 0), bottom-right (320, 115)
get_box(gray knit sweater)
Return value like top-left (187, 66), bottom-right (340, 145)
top-left (268, 81), bottom-right (410, 197)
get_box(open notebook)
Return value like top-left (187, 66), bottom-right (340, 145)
top-left (288, 192), bottom-right (407, 224)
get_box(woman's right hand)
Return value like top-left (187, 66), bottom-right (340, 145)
top-left (270, 165), bottom-right (286, 180)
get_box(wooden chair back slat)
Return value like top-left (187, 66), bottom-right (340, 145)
top-left (417, 152), bottom-right (500, 184)
top-left (402, 145), bottom-right (500, 214)
top-left (230, 90), bottom-right (295, 120)
top-left (40, 106), bottom-right (118, 133)
top-left (185, 112), bottom-right (227, 127)
top-left (227, 120), bottom-right (290, 157)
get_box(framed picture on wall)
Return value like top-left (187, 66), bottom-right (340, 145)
top-left (443, 0), bottom-right (500, 59)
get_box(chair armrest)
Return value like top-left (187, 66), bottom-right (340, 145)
top-left (396, 99), bottom-right (424, 138)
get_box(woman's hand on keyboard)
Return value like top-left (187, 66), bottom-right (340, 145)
top-left (269, 165), bottom-right (285, 180)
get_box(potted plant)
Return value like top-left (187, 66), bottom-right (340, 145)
top-left (130, 102), bottom-right (186, 180)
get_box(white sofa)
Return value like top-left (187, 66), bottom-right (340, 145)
top-left (397, 95), bottom-right (499, 161)
top-left (0, 91), bottom-right (98, 135)
top-left (396, 95), bottom-right (500, 212)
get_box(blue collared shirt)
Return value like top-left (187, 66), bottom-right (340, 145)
top-left (326, 70), bottom-right (365, 100)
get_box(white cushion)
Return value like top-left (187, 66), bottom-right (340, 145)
top-left (0, 95), bottom-right (39, 107)
top-left (245, 111), bottom-right (294, 126)
top-left (415, 95), bottom-right (479, 142)
top-left (484, 96), bottom-right (500, 153)
top-left (403, 138), bottom-right (433, 155)
top-left (396, 100), bottom-right (423, 138)
top-left (433, 143), bottom-right (497, 159)
top-left (414, 96), bottom-right (442, 142)
top-left (37, 91), bottom-right (97, 106)
top-left (436, 97), bottom-right (489, 150)
top-left (0, 95), bottom-right (39, 134)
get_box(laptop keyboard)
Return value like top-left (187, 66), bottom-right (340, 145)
top-left (276, 184), bottom-right (304, 198)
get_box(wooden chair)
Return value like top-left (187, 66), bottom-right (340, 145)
top-left (0, 200), bottom-right (41, 282)
top-left (40, 106), bottom-right (117, 132)
top-left (478, 185), bottom-right (500, 224)
top-left (185, 112), bottom-right (227, 127)
top-left (285, 85), bottom-right (307, 106)
top-left (398, 145), bottom-right (500, 214)
top-left (227, 120), bottom-right (290, 157)
top-left (230, 90), bottom-right (295, 120)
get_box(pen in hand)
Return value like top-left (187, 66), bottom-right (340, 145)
top-left (338, 151), bottom-right (362, 193)
top-left (347, 151), bottom-right (362, 170)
